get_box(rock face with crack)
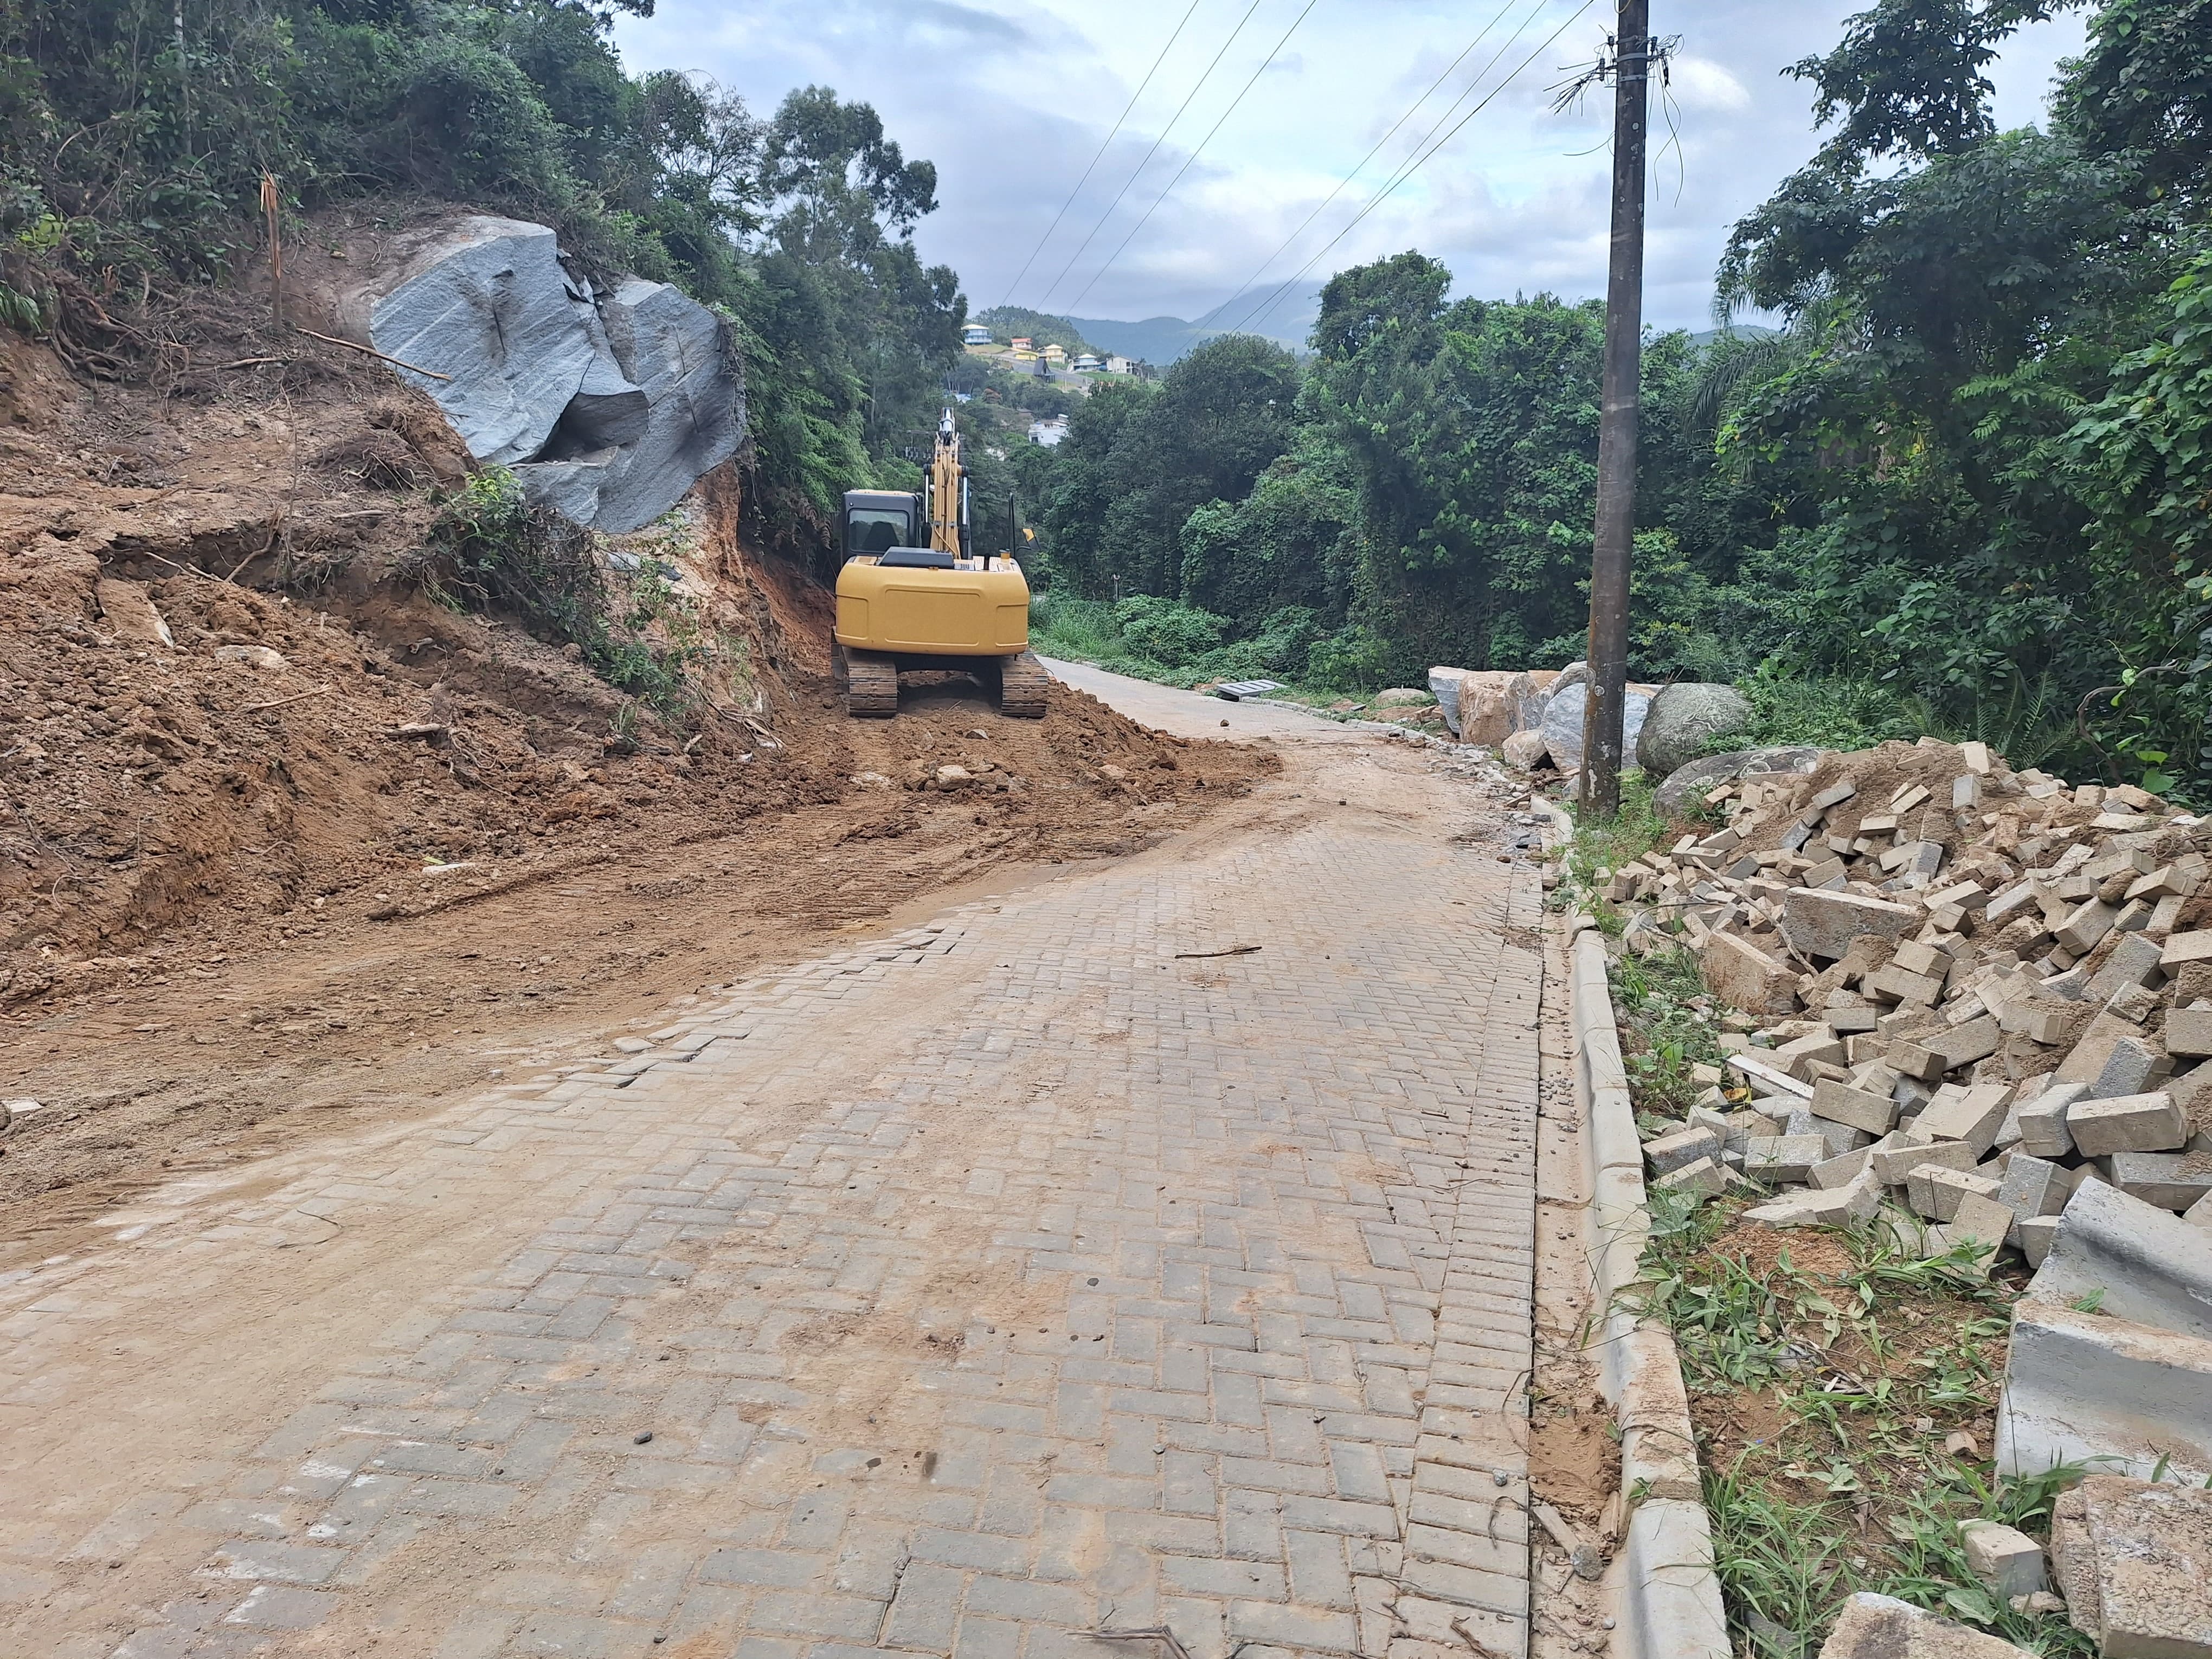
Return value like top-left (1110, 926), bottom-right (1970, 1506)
top-left (366, 216), bottom-right (743, 533)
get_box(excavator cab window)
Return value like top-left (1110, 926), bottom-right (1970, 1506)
top-left (846, 509), bottom-right (909, 557)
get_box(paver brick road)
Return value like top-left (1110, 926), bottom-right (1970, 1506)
top-left (0, 680), bottom-right (1545, 1659)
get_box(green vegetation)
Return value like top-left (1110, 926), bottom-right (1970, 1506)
top-left (1026, 590), bottom-right (1374, 694)
top-left (2, 0), bottom-right (963, 568)
top-left (1639, 1188), bottom-right (2091, 1657)
top-left (414, 468), bottom-right (704, 718)
top-left (1018, 0), bottom-right (2212, 801)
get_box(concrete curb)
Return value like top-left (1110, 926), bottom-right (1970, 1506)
top-left (1540, 794), bottom-right (1729, 1659)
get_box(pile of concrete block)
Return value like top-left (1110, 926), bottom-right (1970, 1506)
top-left (1606, 738), bottom-right (2212, 1258)
top-left (1809, 1481), bottom-right (2212, 1654)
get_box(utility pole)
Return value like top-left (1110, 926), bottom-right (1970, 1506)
top-left (1580, 0), bottom-right (1651, 821)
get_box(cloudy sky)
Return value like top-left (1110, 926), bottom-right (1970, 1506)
top-left (614, 0), bottom-right (2089, 332)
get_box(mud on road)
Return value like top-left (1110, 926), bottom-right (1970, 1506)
top-left (0, 314), bottom-right (1277, 1257)
top-left (0, 674), bottom-right (1273, 1259)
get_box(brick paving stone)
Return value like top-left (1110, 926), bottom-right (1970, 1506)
top-left (1, 731), bottom-right (1541, 1659)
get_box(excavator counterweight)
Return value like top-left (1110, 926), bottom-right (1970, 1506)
top-left (832, 411), bottom-right (1045, 718)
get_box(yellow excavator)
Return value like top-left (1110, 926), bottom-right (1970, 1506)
top-left (832, 410), bottom-right (1047, 719)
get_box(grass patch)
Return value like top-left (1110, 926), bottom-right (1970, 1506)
top-left (1634, 1187), bottom-right (2089, 1656)
top-left (1612, 946), bottom-right (1731, 1121)
top-left (1554, 770), bottom-right (1669, 931)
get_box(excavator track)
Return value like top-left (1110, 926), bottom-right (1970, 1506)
top-left (844, 648), bottom-right (899, 718)
top-left (998, 650), bottom-right (1049, 719)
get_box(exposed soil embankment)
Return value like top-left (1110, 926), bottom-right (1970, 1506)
top-left (0, 318), bottom-right (1275, 1246)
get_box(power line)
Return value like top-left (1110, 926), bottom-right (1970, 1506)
top-left (1036, 0), bottom-right (1270, 309)
top-left (1232, 0), bottom-right (1598, 337)
top-left (1232, 0), bottom-right (1563, 333)
top-left (1060, 0), bottom-right (1326, 314)
top-left (1217, 0), bottom-right (1525, 326)
top-left (996, 0), bottom-right (1208, 312)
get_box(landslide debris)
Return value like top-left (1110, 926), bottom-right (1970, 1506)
top-left (0, 304), bottom-right (1274, 1228)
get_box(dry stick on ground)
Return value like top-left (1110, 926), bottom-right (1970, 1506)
top-left (216, 356), bottom-right (291, 370)
top-left (1172, 944), bottom-right (1261, 959)
top-left (291, 326), bottom-right (451, 381)
top-left (132, 546), bottom-right (274, 589)
top-left (238, 684), bottom-right (335, 715)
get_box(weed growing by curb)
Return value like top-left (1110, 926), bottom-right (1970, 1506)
top-left (1609, 949), bottom-right (2089, 1656)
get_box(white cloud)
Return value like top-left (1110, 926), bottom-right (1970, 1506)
top-left (1668, 55), bottom-right (1751, 115)
top-left (615, 0), bottom-right (2092, 332)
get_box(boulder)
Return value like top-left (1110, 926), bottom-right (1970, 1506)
top-left (1501, 729), bottom-right (1549, 771)
top-left (370, 216), bottom-right (618, 467)
top-left (1651, 746), bottom-right (1826, 816)
top-left (1428, 667), bottom-right (1470, 731)
top-left (1373, 687), bottom-right (1432, 707)
top-left (1636, 681), bottom-right (1755, 777)
top-left (1457, 670), bottom-right (1542, 746)
top-left (1540, 681), bottom-right (1653, 778)
top-left (501, 278), bottom-right (743, 535)
top-left (369, 220), bottom-right (743, 533)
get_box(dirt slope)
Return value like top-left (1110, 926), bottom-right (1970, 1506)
top-left (0, 319), bottom-right (1274, 1249)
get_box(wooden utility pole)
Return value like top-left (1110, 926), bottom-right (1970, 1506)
top-left (1580, 0), bottom-right (1651, 821)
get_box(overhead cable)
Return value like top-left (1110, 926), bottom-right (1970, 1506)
top-left (1037, 0), bottom-right (1270, 308)
top-left (1059, 0), bottom-right (1328, 315)
top-left (1232, 0), bottom-right (1599, 336)
top-left (996, 0), bottom-right (1209, 311)
top-left (1059, 0), bottom-right (1327, 314)
top-left (1233, 0), bottom-right (1562, 333)
top-left (1218, 0), bottom-right (1525, 324)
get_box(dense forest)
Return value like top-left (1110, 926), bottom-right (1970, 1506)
top-left (0, 0), bottom-right (966, 564)
top-left (1020, 0), bottom-right (2212, 800)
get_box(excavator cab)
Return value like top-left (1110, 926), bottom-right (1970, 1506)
top-left (832, 413), bottom-right (1046, 718)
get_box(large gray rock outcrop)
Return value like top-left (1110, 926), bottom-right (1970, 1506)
top-left (1652, 746), bottom-right (1825, 816)
top-left (1637, 681), bottom-right (1754, 777)
top-left (1540, 681), bottom-right (1651, 778)
top-left (521, 280), bottom-right (743, 534)
top-left (367, 217), bottom-right (742, 533)
top-left (370, 218), bottom-right (612, 467)
top-left (1429, 667), bottom-right (1470, 732)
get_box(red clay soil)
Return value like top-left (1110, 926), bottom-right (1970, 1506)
top-left (0, 325), bottom-right (1274, 1253)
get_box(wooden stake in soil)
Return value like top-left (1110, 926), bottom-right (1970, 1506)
top-left (260, 173), bottom-right (284, 329)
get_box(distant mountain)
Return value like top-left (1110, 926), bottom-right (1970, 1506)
top-left (1068, 282), bottom-right (1324, 366)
